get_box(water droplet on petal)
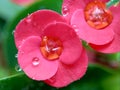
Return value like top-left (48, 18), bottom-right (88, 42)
top-left (32, 77), bottom-right (35, 80)
top-left (72, 24), bottom-right (79, 32)
top-left (15, 65), bottom-right (22, 72)
top-left (62, 6), bottom-right (69, 17)
top-left (18, 45), bottom-right (21, 49)
top-left (32, 57), bottom-right (40, 66)
top-left (22, 39), bottom-right (25, 44)
top-left (26, 18), bottom-right (32, 23)
top-left (18, 40), bottom-right (25, 49)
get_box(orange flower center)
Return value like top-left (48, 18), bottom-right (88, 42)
top-left (84, 0), bottom-right (113, 29)
top-left (40, 36), bottom-right (63, 60)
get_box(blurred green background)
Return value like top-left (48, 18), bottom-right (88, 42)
top-left (0, 0), bottom-right (120, 90)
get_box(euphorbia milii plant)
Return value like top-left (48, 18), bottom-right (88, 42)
top-left (14, 10), bottom-right (88, 87)
top-left (62, 0), bottom-right (120, 53)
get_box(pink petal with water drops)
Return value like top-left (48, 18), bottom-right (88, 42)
top-left (44, 48), bottom-right (88, 88)
top-left (14, 10), bottom-right (65, 49)
top-left (18, 36), bottom-right (58, 80)
top-left (62, 0), bottom-right (108, 22)
top-left (90, 34), bottom-right (120, 53)
top-left (43, 22), bottom-right (82, 64)
top-left (62, 0), bottom-right (85, 22)
top-left (109, 4), bottom-right (120, 35)
top-left (71, 9), bottom-right (114, 45)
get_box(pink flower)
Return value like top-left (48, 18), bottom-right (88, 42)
top-left (11, 0), bottom-right (37, 6)
top-left (14, 10), bottom-right (88, 87)
top-left (62, 0), bottom-right (120, 53)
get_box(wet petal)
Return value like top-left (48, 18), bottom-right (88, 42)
top-left (62, 0), bottom-right (85, 22)
top-left (109, 4), bottom-right (120, 35)
top-left (14, 10), bottom-right (65, 48)
top-left (18, 36), bottom-right (58, 80)
top-left (62, 0), bottom-right (108, 22)
top-left (71, 9), bottom-right (114, 45)
top-left (90, 34), bottom-right (120, 53)
top-left (43, 22), bottom-right (82, 64)
top-left (44, 48), bottom-right (88, 88)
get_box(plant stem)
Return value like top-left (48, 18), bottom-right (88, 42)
top-left (106, 0), bottom-right (120, 8)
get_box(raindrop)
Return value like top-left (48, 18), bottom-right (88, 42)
top-left (62, 6), bottom-right (69, 16)
top-left (26, 18), bottom-right (32, 23)
top-left (72, 24), bottom-right (79, 32)
top-left (12, 30), bottom-right (15, 35)
top-left (32, 77), bottom-right (35, 80)
top-left (18, 40), bottom-right (25, 49)
top-left (15, 65), bottom-right (22, 72)
top-left (18, 45), bottom-right (22, 49)
top-left (32, 57), bottom-right (40, 66)
top-left (22, 39), bottom-right (25, 44)
top-left (15, 54), bottom-right (18, 58)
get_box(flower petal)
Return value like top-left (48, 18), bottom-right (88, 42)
top-left (18, 36), bottom-right (58, 80)
top-left (44, 48), bottom-right (88, 88)
top-left (43, 22), bottom-right (83, 64)
top-left (90, 34), bottom-right (120, 53)
top-left (62, 0), bottom-right (108, 22)
top-left (109, 4), bottom-right (120, 35)
top-left (62, 0), bottom-right (85, 22)
top-left (71, 9), bottom-right (114, 45)
top-left (14, 10), bottom-right (65, 49)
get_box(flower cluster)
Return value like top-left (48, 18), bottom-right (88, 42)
top-left (14, 0), bottom-right (120, 88)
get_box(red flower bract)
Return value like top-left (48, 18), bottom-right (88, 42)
top-left (62, 0), bottom-right (120, 53)
top-left (14, 10), bottom-right (88, 87)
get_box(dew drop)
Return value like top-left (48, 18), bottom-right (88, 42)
top-left (15, 65), bottom-right (22, 72)
top-left (72, 24), bottom-right (79, 32)
top-left (22, 39), bottom-right (25, 44)
top-left (12, 30), bottom-right (15, 35)
top-left (26, 18), bottom-right (32, 23)
top-left (32, 57), bottom-right (40, 66)
top-left (62, 6), bottom-right (69, 16)
top-left (18, 45), bottom-right (21, 49)
top-left (15, 54), bottom-right (18, 58)
top-left (32, 77), bottom-right (35, 80)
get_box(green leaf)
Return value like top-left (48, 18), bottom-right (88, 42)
top-left (101, 74), bottom-right (120, 90)
top-left (0, 73), bottom-right (43, 90)
top-left (0, 65), bottom-right (119, 90)
top-left (0, 67), bottom-right (9, 78)
top-left (3, 0), bottom-right (62, 70)
top-left (0, 17), bottom-right (6, 42)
